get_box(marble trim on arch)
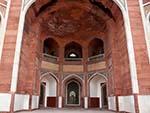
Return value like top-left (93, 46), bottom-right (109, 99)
top-left (22, 0), bottom-right (126, 11)
top-left (0, 0), bottom-right (10, 61)
top-left (11, 0), bottom-right (139, 98)
top-left (139, 0), bottom-right (150, 63)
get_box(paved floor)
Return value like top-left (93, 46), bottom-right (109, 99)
top-left (19, 108), bottom-right (116, 113)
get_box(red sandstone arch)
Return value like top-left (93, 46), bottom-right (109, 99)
top-left (64, 42), bottom-right (83, 58)
top-left (15, 1), bottom-right (135, 111)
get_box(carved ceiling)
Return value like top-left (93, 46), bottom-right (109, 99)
top-left (40, 7), bottom-right (106, 37)
top-left (24, 0), bottom-right (123, 38)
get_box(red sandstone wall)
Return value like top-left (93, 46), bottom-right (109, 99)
top-left (127, 0), bottom-right (150, 94)
top-left (0, 0), bottom-right (22, 92)
top-left (17, 6), bottom-right (41, 95)
top-left (105, 7), bottom-right (132, 96)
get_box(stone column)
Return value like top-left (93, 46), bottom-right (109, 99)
top-left (82, 46), bottom-right (88, 109)
top-left (58, 45), bottom-right (64, 108)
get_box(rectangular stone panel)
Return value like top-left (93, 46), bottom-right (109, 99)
top-left (41, 61), bottom-right (59, 71)
top-left (63, 65), bottom-right (83, 72)
top-left (88, 61), bottom-right (106, 71)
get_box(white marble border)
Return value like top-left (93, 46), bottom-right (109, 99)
top-left (31, 95), bottom-right (39, 109)
top-left (138, 95), bottom-right (150, 113)
top-left (108, 96), bottom-right (116, 111)
top-left (118, 95), bottom-right (135, 113)
top-left (0, 93), bottom-right (11, 112)
top-left (14, 94), bottom-right (30, 111)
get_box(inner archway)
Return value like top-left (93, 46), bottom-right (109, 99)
top-left (15, 0), bottom-right (135, 112)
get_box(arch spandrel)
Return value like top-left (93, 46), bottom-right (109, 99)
top-left (22, 0), bottom-right (127, 14)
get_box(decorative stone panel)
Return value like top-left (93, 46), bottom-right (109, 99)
top-left (87, 71), bottom-right (107, 80)
top-left (63, 73), bottom-right (84, 79)
top-left (88, 61), bottom-right (106, 71)
top-left (41, 61), bottom-right (59, 71)
top-left (63, 65), bottom-right (83, 73)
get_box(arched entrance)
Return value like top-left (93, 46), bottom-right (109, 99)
top-left (40, 73), bottom-right (58, 108)
top-left (63, 74), bottom-right (83, 107)
top-left (101, 83), bottom-right (107, 108)
top-left (13, 0), bottom-right (138, 112)
top-left (89, 73), bottom-right (107, 109)
top-left (39, 82), bottom-right (46, 107)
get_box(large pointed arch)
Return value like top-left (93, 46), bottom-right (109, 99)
top-left (11, 0), bottom-right (139, 106)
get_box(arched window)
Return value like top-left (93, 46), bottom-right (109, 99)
top-left (88, 38), bottom-right (104, 57)
top-left (69, 53), bottom-right (78, 58)
top-left (43, 38), bottom-right (59, 57)
top-left (64, 42), bottom-right (82, 61)
top-left (88, 38), bottom-right (104, 61)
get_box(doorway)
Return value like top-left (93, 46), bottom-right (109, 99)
top-left (39, 82), bottom-right (46, 108)
top-left (101, 83), bottom-right (108, 108)
top-left (66, 80), bottom-right (80, 106)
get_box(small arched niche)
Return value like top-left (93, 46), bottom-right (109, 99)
top-left (64, 42), bottom-right (82, 61)
top-left (43, 38), bottom-right (59, 57)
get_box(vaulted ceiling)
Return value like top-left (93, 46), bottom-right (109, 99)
top-left (24, 0), bottom-right (122, 39)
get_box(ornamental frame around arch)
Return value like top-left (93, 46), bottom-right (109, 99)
top-left (88, 72), bottom-right (107, 83)
top-left (10, 0), bottom-right (139, 95)
top-left (62, 74), bottom-right (83, 84)
top-left (40, 71), bottom-right (59, 83)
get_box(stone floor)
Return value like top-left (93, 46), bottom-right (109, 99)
top-left (18, 108), bottom-right (116, 113)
